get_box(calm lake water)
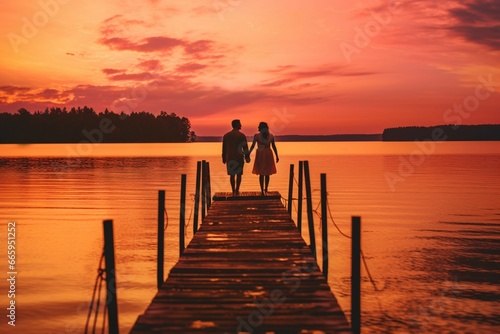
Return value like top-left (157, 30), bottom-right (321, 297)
top-left (0, 142), bottom-right (499, 333)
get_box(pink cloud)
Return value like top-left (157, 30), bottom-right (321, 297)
top-left (137, 59), bottom-right (163, 71)
top-left (184, 40), bottom-right (213, 56)
top-left (260, 65), bottom-right (375, 87)
top-left (97, 14), bottom-right (230, 65)
top-left (260, 78), bottom-right (296, 88)
top-left (39, 89), bottom-right (62, 99)
top-left (449, 0), bottom-right (500, 49)
top-left (351, 0), bottom-right (500, 51)
top-left (99, 36), bottom-right (185, 52)
top-left (102, 68), bottom-right (125, 75)
top-left (107, 72), bottom-right (156, 81)
top-left (267, 65), bottom-right (296, 73)
top-left (100, 15), bottom-right (148, 37)
top-left (0, 86), bottom-right (31, 94)
top-left (176, 62), bottom-right (207, 73)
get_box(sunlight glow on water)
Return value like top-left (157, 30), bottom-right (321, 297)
top-left (0, 142), bottom-right (499, 333)
top-left (2, 140), bottom-right (500, 157)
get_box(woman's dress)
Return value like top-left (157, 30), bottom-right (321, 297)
top-left (252, 132), bottom-right (277, 175)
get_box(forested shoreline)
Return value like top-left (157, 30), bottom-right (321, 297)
top-left (0, 107), bottom-right (196, 143)
top-left (1, 108), bottom-right (498, 144)
top-left (382, 124), bottom-right (500, 141)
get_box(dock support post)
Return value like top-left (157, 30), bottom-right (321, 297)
top-left (103, 219), bottom-right (119, 334)
top-left (201, 160), bottom-right (207, 220)
top-left (351, 216), bottom-right (361, 334)
top-left (287, 164), bottom-right (294, 215)
top-left (157, 190), bottom-right (165, 289)
top-left (297, 161), bottom-right (303, 232)
top-left (180, 174), bottom-right (186, 256)
top-left (193, 161), bottom-right (201, 234)
top-left (321, 173), bottom-right (328, 279)
top-left (304, 160), bottom-right (316, 260)
top-left (206, 162), bottom-right (212, 209)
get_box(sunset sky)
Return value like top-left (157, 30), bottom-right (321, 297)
top-left (1, 0), bottom-right (499, 135)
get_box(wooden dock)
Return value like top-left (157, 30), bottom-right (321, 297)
top-left (130, 192), bottom-right (351, 334)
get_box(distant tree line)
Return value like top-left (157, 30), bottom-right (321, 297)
top-left (382, 124), bottom-right (500, 141)
top-left (0, 107), bottom-right (196, 143)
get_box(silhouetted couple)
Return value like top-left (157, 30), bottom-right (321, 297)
top-left (222, 120), bottom-right (279, 195)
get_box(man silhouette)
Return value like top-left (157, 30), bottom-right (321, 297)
top-left (222, 119), bottom-right (250, 195)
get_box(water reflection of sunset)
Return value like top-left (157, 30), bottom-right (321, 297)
top-left (0, 142), bottom-right (498, 333)
top-left (1, 141), bottom-right (500, 158)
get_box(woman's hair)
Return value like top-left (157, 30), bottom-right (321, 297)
top-left (258, 122), bottom-right (269, 139)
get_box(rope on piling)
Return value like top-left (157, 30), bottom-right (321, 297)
top-left (287, 163), bottom-right (400, 323)
top-left (289, 188), bottom-right (381, 293)
top-left (184, 193), bottom-right (196, 237)
top-left (84, 251), bottom-right (106, 334)
top-left (320, 193), bottom-right (381, 292)
top-left (285, 178), bottom-right (382, 293)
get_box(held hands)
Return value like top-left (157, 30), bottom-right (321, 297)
top-left (276, 156), bottom-right (279, 163)
top-left (245, 155), bottom-right (251, 163)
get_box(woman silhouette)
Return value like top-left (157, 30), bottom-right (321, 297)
top-left (248, 122), bottom-right (279, 194)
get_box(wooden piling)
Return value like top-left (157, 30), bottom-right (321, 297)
top-left (321, 173), bottom-right (328, 279)
top-left (201, 160), bottom-right (207, 220)
top-left (193, 161), bottom-right (201, 234)
top-left (206, 162), bottom-right (212, 209)
top-left (304, 160), bottom-right (316, 260)
top-left (180, 174), bottom-right (186, 256)
top-left (157, 190), bottom-right (165, 290)
top-left (287, 164), bottom-right (294, 215)
top-left (351, 216), bottom-right (361, 334)
top-left (297, 160), bottom-right (303, 232)
top-left (103, 219), bottom-right (119, 334)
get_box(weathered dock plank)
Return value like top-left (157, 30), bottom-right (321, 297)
top-left (130, 192), bottom-right (351, 334)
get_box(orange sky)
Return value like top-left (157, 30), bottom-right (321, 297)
top-left (1, 0), bottom-right (499, 135)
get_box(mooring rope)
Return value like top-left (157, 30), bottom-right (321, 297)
top-left (184, 193), bottom-right (196, 237)
top-left (286, 188), bottom-right (382, 293)
top-left (84, 252), bottom-right (106, 334)
top-left (100, 303), bottom-right (107, 334)
top-left (323, 194), bottom-right (381, 292)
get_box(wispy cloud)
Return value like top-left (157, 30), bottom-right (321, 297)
top-left (176, 62), bottom-right (207, 73)
top-left (101, 68), bottom-right (124, 75)
top-left (352, 0), bottom-right (500, 50)
top-left (99, 36), bottom-right (185, 52)
top-left (0, 86), bottom-right (74, 106)
top-left (260, 65), bottom-right (375, 87)
top-left (0, 86), bottom-right (32, 94)
top-left (448, 0), bottom-right (500, 50)
top-left (137, 59), bottom-right (163, 71)
top-left (106, 72), bottom-right (157, 81)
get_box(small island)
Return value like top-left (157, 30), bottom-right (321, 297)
top-left (382, 124), bottom-right (500, 141)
